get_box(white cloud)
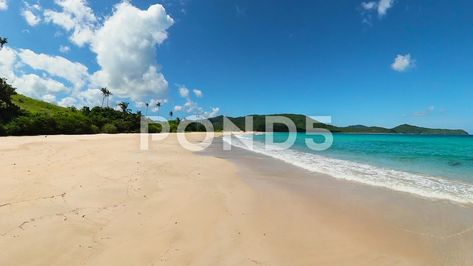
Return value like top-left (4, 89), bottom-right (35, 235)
top-left (44, 9), bottom-right (75, 30)
top-left (90, 2), bottom-right (174, 101)
top-left (377, 0), bottom-right (394, 16)
top-left (44, 0), bottom-right (97, 46)
top-left (13, 73), bottom-right (70, 99)
top-left (59, 45), bottom-right (70, 53)
top-left (361, 1), bottom-right (376, 10)
top-left (205, 107), bottom-right (220, 118)
top-left (174, 97), bottom-right (220, 119)
top-left (391, 54), bottom-right (414, 72)
top-left (179, 86), bottom-right (189, 98)
top-left (173, 85), bottom-right (216, 118)
top-left (0, 0), bottom-right (7, 11)
top-left (74, 88), bottom-right (102, 107)
top-left (1, 1), bottom-right (180, 110)
top-left (149, 98), bottom-right (167, 112)
top-left (17, 49), bottom-right (89, 88)
top-left (42, 94), bottom-right (57, 103)
top-left (193, 89), bottom-right (203, 98)
top-left (360, 0), bottom-right (394, 18)
top-left (0, 47), bottom-right (18, 80)
top-left (22, 9), bottom-right (41, 26)
top-left (22, 2), bottom-right (42, 26)
top-left (0, 47), bottom-right (69, 100)
top-left (43, 1), bottom-right (175, 104)
top-left (58, 96), bottom-right (77, 107)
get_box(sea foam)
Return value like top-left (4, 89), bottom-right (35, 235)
top-left (224, 134), bottom-right (473, 204)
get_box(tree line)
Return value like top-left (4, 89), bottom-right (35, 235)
top-left (0, 77), bottom-right (187, 135)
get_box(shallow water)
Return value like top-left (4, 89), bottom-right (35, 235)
top-left (227, 133), bottom-right (473, 203)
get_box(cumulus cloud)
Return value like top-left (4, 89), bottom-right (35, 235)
top-left (2, 1), bottom-right (218, 114)
top-left (143, 98), bottom-right (166, 112)
top-left (40, 1), bottom-right (174, 104)
top-left (13, 73), bottom-right (70, 99)
top-left (17, 49), bottom-right (89, 88)
top-left (22, 9), bottom-right (41, 26)
top-left (193, 89), bottom-right (203, 98)
top-left (174, 97), bottom-right (220, 119)
top-left (44, 0), bottom-right (97, 46)
top-left (377, 0), bottom-right (394, 16)
top-left (179, 86), bottom-right (189, 98)
top-left (90, 2), bottom-right (174, 101)
top-left (42, 94), bottom-right (57, 103)
top-left (0, 0), bottom-right (7, 11)
top-left (173, 84), bottom-right (215, 117)
top-left (0, 47), bottom-right (17, 80)
top-left (205, 107), bottom-right (220, 118)
top-left (0, 47), bottom-right (69, 100)
top-left (22, 2), bottom-right (43, 26)
top-left (391, 54), bottom-right (414, 72)
top-left (58, 96), bottom-right (77, 107)
top-left (360, 0), bottom-right (394, 22)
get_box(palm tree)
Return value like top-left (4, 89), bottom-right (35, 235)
top-left (0, 37), bottom-right (7, 49)
top-left (118, 102), bottom-right (129, 113)
top-left (145, 102), bottom-right (149, 116)
top-left (105, 89), bottom-right (112, 107)
top-left (100, 88), bottom-right (108, 107)
top-left (99, 87), bottom-right (112, 108)
top-left (156, 101), bottom-right (161, 117)
top-left (169, 111), bottom-right (173, 120)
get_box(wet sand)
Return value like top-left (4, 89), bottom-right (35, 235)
top-left (204, 137), bottom-right (473, 265)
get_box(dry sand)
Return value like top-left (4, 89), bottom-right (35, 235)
top-left (0, 133), bottom-right (450, 265)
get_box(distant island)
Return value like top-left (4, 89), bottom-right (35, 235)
top-left (210, 115), bottom-right (469, 136)
top-left (0, 81), bottom-right (468, 136)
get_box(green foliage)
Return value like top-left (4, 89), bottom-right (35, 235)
top-left (5, 112), bottom-right (93, 136)
top-left (0, 78), bottom-right (143, 136)
top-left (102, 123), bottom-right (118, 134)
top-left (0, 123), bottom-right (5, 136)
top-left (148, 123), bottom-right (162, 133)
top-left (0, 78), bottom-right (21, 122)
top-left (91, 124), bottom-right (100, 134)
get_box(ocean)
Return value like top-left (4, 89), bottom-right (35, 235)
top-left (225, 133), bottom-right (473, 204)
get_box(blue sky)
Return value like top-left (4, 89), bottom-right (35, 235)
top-left (0, 0), bottom-right (472, 132)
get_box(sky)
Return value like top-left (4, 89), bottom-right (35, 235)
top-left (0, 0), bottom-right (472, 132)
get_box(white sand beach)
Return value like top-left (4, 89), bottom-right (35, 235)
top-left (0, 133), bottom-right (468, 265)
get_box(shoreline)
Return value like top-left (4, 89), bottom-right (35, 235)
top-left (1, 133), bottom-right (472, 265)
top-left (227, 133), bottom-right (473, 205)
top-left (204, 137), bottom-right (473, 264)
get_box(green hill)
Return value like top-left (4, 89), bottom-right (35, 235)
top-left (1, 79), bottom-right (146, 136)
top-left (11, 94), bottom-right (71, 115)
top-left (392, 124), bottom-right (468, 135)
top-left (209, 115), bottom-right (469, 136)
top-left (209, 114), bottom-right (340, 132)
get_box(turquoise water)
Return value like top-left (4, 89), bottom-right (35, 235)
top-left (227, 133), bottom-right (473, 203)
top-left (260, 133), bottom-right (473, 182)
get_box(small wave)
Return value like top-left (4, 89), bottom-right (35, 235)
top-left (224, 135), bottom-right (473, 204)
